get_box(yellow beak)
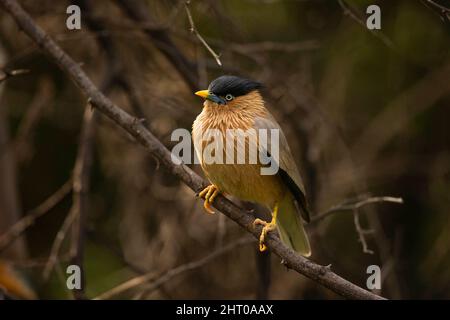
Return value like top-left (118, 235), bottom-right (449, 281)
top-left (195, 90), bottom-right (209, 99)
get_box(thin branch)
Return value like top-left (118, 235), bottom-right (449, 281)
top-left (69, 105), bottom-right (96, 300)
top-left (0, 68), bottom-right (29, 82)
top-left (95, 237), bottom-right (253, 300)
top-left (353, 209), bottom-right (375, 254)
top-left (0, 179), bottom-right (72, 253)
top-left (337, 0), bottom-right (396, 51)
top-left (0, 0), bottom-right (385, 300)
top-left (116, 0), bottom-right (198, 91)
top-left (422, 0), bottom-right (450, 14)
top-left (185, 0), bottom-right (222, 67)
top-left (42, 208), bottom-right (77, 280)
top-left (310, 196), bottom-right (404, 224)
top-left (421, 0), bottom-right (450, 24)
top-left (309, 196), bottom-right (403, 255)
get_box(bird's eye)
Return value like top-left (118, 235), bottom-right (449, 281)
top-left (225, 94), bottom-right (234, 101)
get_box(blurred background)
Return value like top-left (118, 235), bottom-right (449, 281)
top-left (0, 0), bottom-right (449, 299)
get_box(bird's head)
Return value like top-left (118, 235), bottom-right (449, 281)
top-left (195, 75), bottom-right (263, 109)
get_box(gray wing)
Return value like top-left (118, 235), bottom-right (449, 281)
top-left (253, 114), bottom-right (310, 222)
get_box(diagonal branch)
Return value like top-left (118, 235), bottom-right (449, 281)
top-left (0, 179), bottom-right (72, 253)
top-left (115, 0), bottom-right (198, 91)
top-left (95, 237), bottom-right (254, 300)
top-left (337, 0), bottom-right (396, 51)
top-left (0, 68), bottom-right (29, 82)
top-left (184, 0), bottom-right (222, 66)
top-left (0, 0), bottom-right (384, 300)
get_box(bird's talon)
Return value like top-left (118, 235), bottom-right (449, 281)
top-left (253, 218), bottom-right (266, 226)
top-left (254, 218), bottom-right (277, 252)
top-left (199, 185), bottom-right (220, 214)
top-left (203, 201), bottom-right (215, 214)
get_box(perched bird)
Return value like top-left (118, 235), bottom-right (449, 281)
top-left (193, 75), bottom-right (311, 256)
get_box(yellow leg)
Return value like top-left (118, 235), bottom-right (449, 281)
top-left (198, 184), bottom-right (220, 214)
top-left (253, 203), bottom-right (279, 252)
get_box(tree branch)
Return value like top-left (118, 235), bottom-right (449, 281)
top-left (310, 196), bottom-right (404, 224)
top-left (0, 68), bottom-right (28, 83)
top-left (0, 179), bottom-right (72, 253)
top-left (115, 0), bottom-right (199, 91)
top-left (69, 106), bottom-right (96, 300)
top-left (184, 0), bottom-right (222, 66)
top-left (0, 0), bottom-right (384, 300)
top-left (337, 0), bottom-right (397, 51)
top-left (95, 237), bottom-right (254, 300)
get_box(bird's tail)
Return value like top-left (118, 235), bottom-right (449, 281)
top-left (276, 193), bottom-right (311, 256)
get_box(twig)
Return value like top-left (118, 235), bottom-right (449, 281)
top-left (0, 0), bottom-right (385, 300)
top-left (309, 196), bottom-right (403, 254)
top-left (421, 0), bottom-right (450, 23)
top-left (42, 208), bottom-right (77, 280)
top-left (116, 0), bottom-right (198, 91)
top-left (0, 180), bottom-right (72, 252)
top-left (69, 105), bottom-right (96, 300)
top-left (425, 0), bottom-right (450, 11)
top-left (95, 237), bottom-right (253, 299)
top-left (185, 0), bottom-right (222, 67)
top-left (337, 0), bottom-right (396, 51)
top-left (310, 196), bottom-right (404, 224)
top-left (353, 209), bottom-right (375, 254)
top-left (0, 68), bottom-right (29, 82)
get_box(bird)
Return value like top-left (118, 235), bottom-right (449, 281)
top-left (192, 75), bottom-right (311, 256)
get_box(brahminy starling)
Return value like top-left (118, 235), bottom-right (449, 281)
top-left (193, 75), bottom-right (311, 256)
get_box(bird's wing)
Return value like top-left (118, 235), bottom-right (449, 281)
top-left (253, 114), bottom-right (310, 222)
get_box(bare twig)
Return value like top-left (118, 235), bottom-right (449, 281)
top-left (310, 196), bottom-right (404, 224)
top-left (95, 237), bottom-right (253, 300)
top-left (116, 0), bottom-right (198, 91)
top-left (424, 0), bottom-right (450, 12)
top-left (353, 209), bottom-right (375, 254)
top-left (42, 208), bottom-right (77, 280)
top-left (0, 0), bottom-right (385, 300)
top-left (0, 180), bottom-right (72, 252)
top-left (421, 0), bottom-right (450, 23)
top-left (337, 0), bottom-right (396, 51)
top-left (185, 0), bottom-right (222, 66)
top-left (69, 106), bottom-right (96, 299)
top-left (0, 68), bottom-right (29, 82)
top-left (309, 196), bottom-right (403, 254)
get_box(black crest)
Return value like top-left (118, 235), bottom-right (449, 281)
top-left (208, 75), bottom-right (262, 97)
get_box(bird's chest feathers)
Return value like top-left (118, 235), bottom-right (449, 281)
top-left (192, 105), bottom-right (282, 204)
top-left (193, 106), bottom-right (256, 163)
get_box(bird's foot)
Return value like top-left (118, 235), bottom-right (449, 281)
top-left (253, 203), bottom-right (279, 252)
top-left (198, 184), bottom-right (220, 214)
top-left (254, 217), bottom-right (277, 252)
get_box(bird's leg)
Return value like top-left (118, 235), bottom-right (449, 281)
top-left (198, 184), bottom-right (220, 214)
top-left (254, 203), bottom-right (279, 252)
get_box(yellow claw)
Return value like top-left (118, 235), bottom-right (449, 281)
top-left (253, 203), bottom-right (279, 252)
top-left (198, 185), bottom-right (220, 214)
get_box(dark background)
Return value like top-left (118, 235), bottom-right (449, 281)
top-left (0, 0), bottom-right (449, 299)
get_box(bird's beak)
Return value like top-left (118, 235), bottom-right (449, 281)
top-left (194, 90), bottom-right (226, 104)
top-left (195, 90), bottom-right (209, 99)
